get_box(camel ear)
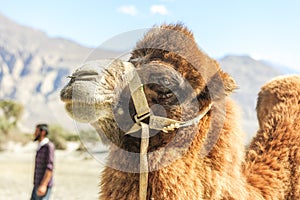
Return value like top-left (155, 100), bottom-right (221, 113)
top-left (219, 70), bottom-right (237, 96)
top-left (197, 70), bottom-right (237, 103)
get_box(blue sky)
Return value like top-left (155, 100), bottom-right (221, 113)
top-left (0, 0), bottom-right (299, 70)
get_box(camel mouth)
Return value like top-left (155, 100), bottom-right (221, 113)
top-left (61, 94), bottom-right (114, 110)
top-left (60, 77), bottom-right (116, 123)
top-left (63, 99), bottom-right (114, 123)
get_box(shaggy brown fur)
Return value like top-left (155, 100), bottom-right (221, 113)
top-left (100, 26), bottom-right (300, 199)
top-left (245, 75), bottom-right (300, 200)
top-left (60, 24), bottom-right (300, 199)
top-left (99, 24), bottom-right (247, 199)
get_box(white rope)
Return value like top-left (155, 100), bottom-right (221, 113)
top-left (140, 123), bottom-right (149, 200)
top-left (123, 62), bottom-right (150, 200)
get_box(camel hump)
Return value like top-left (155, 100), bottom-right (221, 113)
top-left (256, 75), bottom-right (300, 129)
top-left (246, 75), bottom-right (300, 199)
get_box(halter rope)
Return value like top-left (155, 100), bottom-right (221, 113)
top-left (123, 62), bottom-right (212, 200)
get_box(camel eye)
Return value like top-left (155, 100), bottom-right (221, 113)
top-left (159, 77), bottom-right (171, 87)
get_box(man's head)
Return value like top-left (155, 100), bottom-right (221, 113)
top-left (34, 124), bottom-right (49, 142)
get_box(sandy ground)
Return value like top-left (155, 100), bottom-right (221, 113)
top-left (0, 142), bottom-right (107, 200)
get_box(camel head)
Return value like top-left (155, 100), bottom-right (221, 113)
top-left (60, 24), bottom-right (237, 154)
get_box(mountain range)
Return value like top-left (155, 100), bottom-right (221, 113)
top-left (0, 13), bottom-right (298, 141)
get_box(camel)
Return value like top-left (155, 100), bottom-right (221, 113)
top-left (60, 24), bottom-right (300, 199)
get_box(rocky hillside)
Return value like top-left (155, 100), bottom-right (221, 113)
top-left (0, 14), bottom-right (120, 132)
top-left (219, 55), bottom-right (284, 141)
top-left (0, 14), bottom-right (91, 131)
top-left (0, 13), bottom-right (297, 141)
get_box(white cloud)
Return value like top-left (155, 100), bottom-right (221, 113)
top-left (150, 5), bottom-right (169, 15)
top-left (117, 5), bottom-right (138, 16)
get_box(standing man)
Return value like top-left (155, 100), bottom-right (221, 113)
top-left (31, 124), bottom-right (55, 200)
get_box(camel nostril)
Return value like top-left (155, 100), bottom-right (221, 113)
top-left (73, 70), bottom-right (99, 77)
top-left (66, 75), bottom-right (77, 79)
top-left (71, 70), bottom-right (100, 81)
